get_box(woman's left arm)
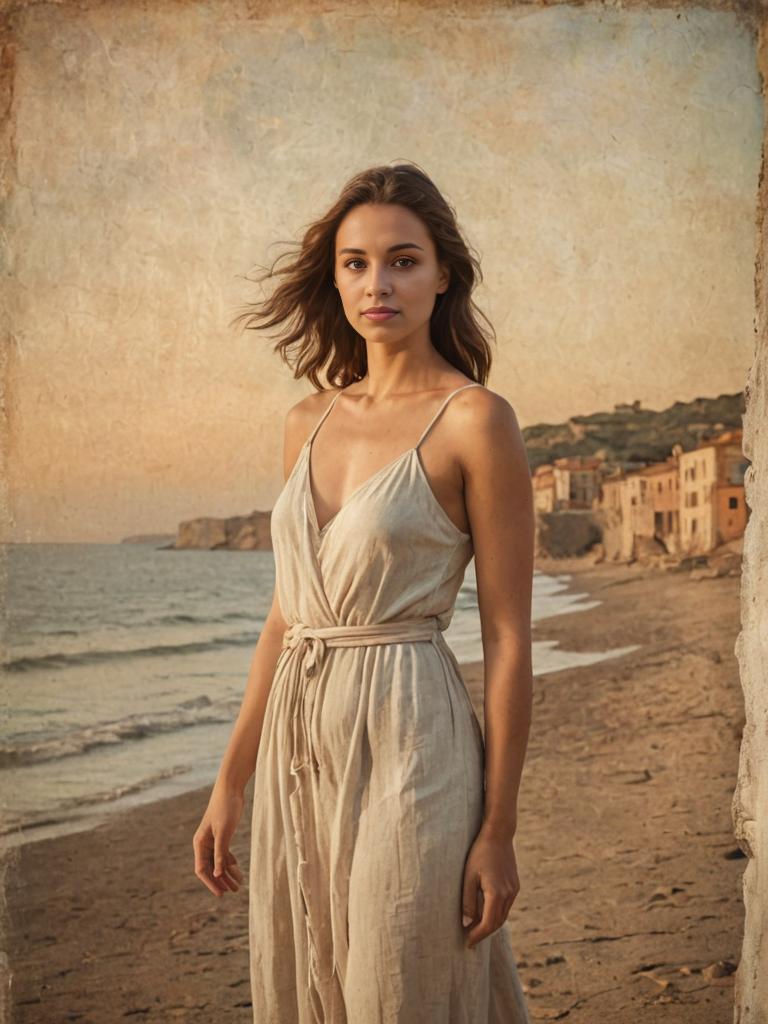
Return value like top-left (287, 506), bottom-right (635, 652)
top-left (458, 387), bottom-right (535, 947)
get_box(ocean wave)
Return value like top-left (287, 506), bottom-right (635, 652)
top-left (2, 630), bottom-right (258, 673)
top-left (154, 610), bottom-right (255, 626)
top-left (0, 695), bottom-right (241, 768)
top-left (0, 763), bottom-right (193, 837)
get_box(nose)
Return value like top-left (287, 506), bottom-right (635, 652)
top-left (365, 264), bottom-right (393, 298)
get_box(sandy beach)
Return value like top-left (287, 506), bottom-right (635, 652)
top-left (5, 558), bottom-right (745, 1023)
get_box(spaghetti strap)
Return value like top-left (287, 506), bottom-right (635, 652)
top-left (306, 389), bottom-right (344, 445)
top-left (415, 382), bottom-right (483, 449)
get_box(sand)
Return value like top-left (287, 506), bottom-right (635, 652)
top-left (4, 558), bottom-right (745, 1023)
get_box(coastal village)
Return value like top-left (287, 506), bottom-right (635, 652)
top-left (532, 423), bottom-right (748, 562)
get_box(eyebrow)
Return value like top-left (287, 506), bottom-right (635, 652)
top-left (337, 243), bottom-right (425, 255)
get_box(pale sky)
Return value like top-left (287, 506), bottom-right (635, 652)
top-left (5, 2), bottom-right (761, 543)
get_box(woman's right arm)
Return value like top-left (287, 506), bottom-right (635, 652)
top-left (213, 585), bottom-right (288, 797)
top-left (193, 395), bottom-right (315, 897)
top-left (192, 579), bottom-right (289, 897)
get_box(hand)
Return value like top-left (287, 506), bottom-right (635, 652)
top-left (461, 828), bottom-right (521, 949)
top-left (193, 784), bottom-right (246, 898)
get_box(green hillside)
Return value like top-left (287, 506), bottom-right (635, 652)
top-left (523, 392), bottom-right (745, 472)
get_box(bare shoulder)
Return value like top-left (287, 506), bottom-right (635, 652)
top-left (451, 384), bottom-right (523, 444)
top-left (281, 388), bottom-right (342, 478)
top-left (284, 387), bottom-right (341, 436)
top-left (451, 385), bottom-right (529, 480)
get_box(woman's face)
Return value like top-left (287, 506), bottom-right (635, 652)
top-left (334, 202), bottom-right (449, 346)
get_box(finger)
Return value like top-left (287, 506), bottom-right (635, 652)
top-left (213, 837), bottom-right (224, 879)
top-left (218, 861), bottom-right (242, 892)
top-left (467, 890), bottom-right (505, 948)
top-left (461, 875), bottom-right (481, 929)
top-left (213, 851), bottom-right (243, 892)
top-left (196, 866), bottom-right (227, 898)
top-left (226, 855), bottom-right (244, 883)
top-left (463, 884), bottom-right (484, 934)
top-left (194, 834), bottom-right (229, 897)
top-left (192, 831), bottom-right (212, 876)
top-left (196, 850), bottom-right (228, 896)
top-left (468, 884), bottom-right (484, 936)
top-left (193, 839), bottom-right (220, 893)
top-left (226, 869), bottom-right (243, 888)
top-left (218, 854), bottom-right (242, 890)
top-left (215, 871), bottom-right (239, 893)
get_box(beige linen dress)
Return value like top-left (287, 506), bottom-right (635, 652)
top-left (249, 382), bottom-right (531, 1023)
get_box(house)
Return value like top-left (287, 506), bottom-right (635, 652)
top-left (551, 456), bottom-right (602, 510)
top-left (634, 455), bottom-right (681, 553)
top-left (532, 464), bottom-right (557, 513)
top-left (678, 429), bottom-right (748, 554)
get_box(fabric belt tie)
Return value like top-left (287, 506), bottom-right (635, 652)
top-left (281, 616), bottom-right (442, 774)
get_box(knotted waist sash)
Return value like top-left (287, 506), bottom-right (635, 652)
top-left (281, 615), bottom-right (443, 774)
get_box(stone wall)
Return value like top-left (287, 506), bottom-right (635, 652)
top-left (732, 18), bottom-right (768, 1023)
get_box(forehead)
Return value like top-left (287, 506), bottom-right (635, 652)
top-left (335, 203), bottom-right (432, 253)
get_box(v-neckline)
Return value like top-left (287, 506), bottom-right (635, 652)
top-left (302, 381), bottom-right (482, 541)
top-left (305, 441), bottom-right (416, 536)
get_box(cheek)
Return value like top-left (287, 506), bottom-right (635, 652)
top-left (336, 283), bottom-right (356, 310)
top-left (402, 271), bottom-right (438, 303)
top-left (409, 262), bottom-right (438, 285)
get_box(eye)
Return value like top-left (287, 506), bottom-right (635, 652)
top-left (344, 256), bottom-right (416, 270)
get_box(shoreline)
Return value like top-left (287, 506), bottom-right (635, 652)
top-left (2, 562), bottom-right (632, 855)
top-left (5, 557), bottom-right (746, 1022)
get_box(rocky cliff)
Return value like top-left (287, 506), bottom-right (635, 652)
top-left (172, 511), bottom-right (272, 550)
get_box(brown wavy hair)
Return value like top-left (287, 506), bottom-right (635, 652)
top-left (229, 161), bottom-right (495, 390)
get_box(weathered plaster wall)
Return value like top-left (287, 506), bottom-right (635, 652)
top-left (732, 23), bottom-right (768, 1024)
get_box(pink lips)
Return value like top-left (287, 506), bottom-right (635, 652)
top-left (363, 311), bottom-right (398, 321)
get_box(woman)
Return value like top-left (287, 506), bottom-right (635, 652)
top-left (193, 161), bottom-right (534, 1023)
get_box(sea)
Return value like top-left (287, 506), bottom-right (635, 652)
top-left (1, 542), bottom-right (638, 851)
